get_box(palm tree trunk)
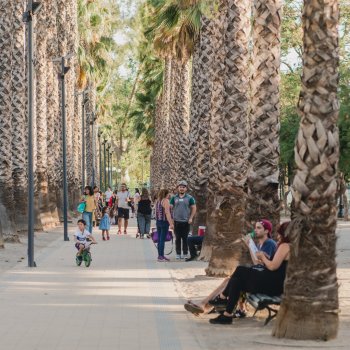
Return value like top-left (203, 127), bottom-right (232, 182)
top-left (0, 1), bottom-right (17, 241)
top-left (188, 16), bottom-right (214, 236)
top-left (47, 0), bottom-right (60, 224)
top-left (151, 96), bottom-right (163, 193)
top-left (246, 0), bottom-right (282, 235)
top-left (36, 2), bottom-right (54, 228)
top-left (11, 0), bottom-right (28, 233)
top-left (204, 0), bottom-right (251, 276)
top-left (176, 60), bottom-right (191, 181)
top-left (160, 57), bottom-right (172, 189)
top-left (273, 0), bottom-right (339, 340)
top-left (199, 0), bottom-right (227, 263)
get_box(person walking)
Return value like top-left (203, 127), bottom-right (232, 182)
top-left (99, 206), bottom-right (111, 240)
top-left (81, 186), bottom-right (99, 234)
top-left (105, 187), bottom-right (113, 207)
top-left (170, 180), bottom-right (196, 260)
top-left (137, 188), bottom-right (152, 239)
top-left (134, 188), bottom-right (140, 214)
top-left (155, 189), bottom-right (174, 262)
top-left (116, 183), bottom-right (130, 234)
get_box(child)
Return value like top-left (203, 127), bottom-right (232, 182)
top-left (74, 219), bottom-right (97, 257)
top-left (99, 206), bottom-right (111, 240)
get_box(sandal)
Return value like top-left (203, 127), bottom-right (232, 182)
top-left (184, 301), bottom-right (205, 315)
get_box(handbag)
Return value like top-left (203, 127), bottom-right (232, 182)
top-left (77, 202), bottom-right (86, 213)
top-left (151, 228), bottom-right (173, 255)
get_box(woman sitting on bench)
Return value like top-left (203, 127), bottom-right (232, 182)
top-left (209, 221), bottom-right (290, 324)
top-left (184, 219), bottom-right (277, 316)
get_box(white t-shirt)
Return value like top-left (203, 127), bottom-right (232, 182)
top-left (105, 190), bottom-right (113, 202)
top-left (117, 191), bottom-right (129, 209)
top-left (134, 193), bottom-right (140, 204)
top-left (74, 229), bottom-right (91, 244)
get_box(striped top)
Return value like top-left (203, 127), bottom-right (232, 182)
top-left (155, 200), bottom-right (167, 222)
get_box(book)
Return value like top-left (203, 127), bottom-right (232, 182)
top-left (248, 238), bottom-right (259, 260)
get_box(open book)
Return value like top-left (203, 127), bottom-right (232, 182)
top-left (248, 238), bottom-right (259, 260)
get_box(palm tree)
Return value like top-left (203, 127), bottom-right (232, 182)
top-left (36, 2), bottom-right (54, 228)
top-left (47, 0), bottom-right (61, 223)
top-left (246, 0), bottom-right (282, 235)
top-left (203, 0), bottom-right (251, 276)
top-left (0, 1), bottom-right (17, 239)
top-left (188, 14), bottom-right (217, 238)
top-left (273, 0), bottom-right (339, 340)
top-left (11, 0), bottom-right (28, 232)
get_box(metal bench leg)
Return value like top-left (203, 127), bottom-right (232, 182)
top-left (264, 306), bottom-right (278, 326)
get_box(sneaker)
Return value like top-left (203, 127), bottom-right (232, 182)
top-left (209, 314), bottom-right (233, 325)
top-left (182, 254), bottom-right (189, 259)
top-left (162, 256), bottom-right (170, 261)
top-left (176, 255), bottom-right (181, 260)
top-left (157, 256), bottom-right (164, 262)
top-left (233, 309), bottom-right (247, 318)
top-left (209, 296), bottom-right (228, 308)
top-left (185, 255), bottom-right (196, 262)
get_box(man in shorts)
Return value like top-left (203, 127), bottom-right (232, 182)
top-left (116, 183), bottom-right (130, 234)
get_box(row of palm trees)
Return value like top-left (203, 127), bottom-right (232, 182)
top-left (144, 0), bottom-right (340, 340)
top-left (0, 0), bottom-right (118, 244)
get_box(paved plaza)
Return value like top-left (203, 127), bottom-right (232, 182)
top-left (0, 219), bottom-right (349, 350)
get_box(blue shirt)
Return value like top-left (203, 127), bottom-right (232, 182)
top-left (253, 238), bottom-right (277, 270)
top-left (258, 238), bottom-right (277, 260)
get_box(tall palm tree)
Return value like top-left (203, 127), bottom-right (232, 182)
top-left (47, 0), bottom-right (61, 223)
top-left (11, 0), bottom-right (28, 232)
top-left (203, 0), bottom-right (251, 276)
top-left (188, 14), bottom-right (217, 237)
top-left (273, 0), bottom-right (339, 340)
top-left (0, 1), bottom-right (17, 239)
top-left (246, 0), bottom-right (282, 235)
top-left (36, 1), bottom-right (54, 228)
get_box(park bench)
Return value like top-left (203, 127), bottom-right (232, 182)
top-left (246, 293), bottom-right (282, 325)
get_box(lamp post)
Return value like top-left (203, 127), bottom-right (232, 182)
top-left (23, 0), bottom-right (42, 267)
top-left (103, 138), bottom-right (107, 191)
top-left (88, 112), bottom-right (96, 187)
top-left (110, 150), bottom-right (113, 188)
top-left (81, 91), bottom-right (88, 192)
top-left (107, 143), bottom-right (111, 188)
top-left (98, 129), bottom-right (102, 190)
top-left (53, 53), bottom-right (74, 242)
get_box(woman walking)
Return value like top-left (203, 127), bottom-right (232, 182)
top-left (137, 188), bottom-right (152, 239)
top-left (81, 186), bottom-right (99, 234)
top-left (155, 189), bottom-right (174, 262)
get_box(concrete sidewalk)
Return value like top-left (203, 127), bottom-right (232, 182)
top-left (0, 220), bottom-right (349, 350)
top-left (0, 221), bottom-right (200, 350)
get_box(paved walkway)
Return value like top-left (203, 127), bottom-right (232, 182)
top-left (0, 219), bottom-right (349, 350)
top-left (0, 220), bottom-right (200, 350)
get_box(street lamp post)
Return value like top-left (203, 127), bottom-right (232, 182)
top-left (107, 143), bottom-right (111, 188)
top-left (81, 91), bottom-right (88, 192)
top-left (88, 112), bottom-right (96, 187)
top-left (98, 130), bottom-right (102, 190)
top-left (23, 0), bottom-right (42, 267)
top-left (110, 151), bottom-right (113, 188)
top-left (103, 138), bottom-right (107, 191)
top-left (54, 54), bottom-right (74, 242)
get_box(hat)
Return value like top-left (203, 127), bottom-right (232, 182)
top-left (259, 219), bottom-right (273, 237)
top-left (178, 180), bottom-right (188, 187)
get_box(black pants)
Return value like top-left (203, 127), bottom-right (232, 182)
top-left (188, 236), bottom-right (203, 258)
top-left (174, 221), bottom-right (190, 255)
top-left (223, 266), bottom-right (284, 314)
